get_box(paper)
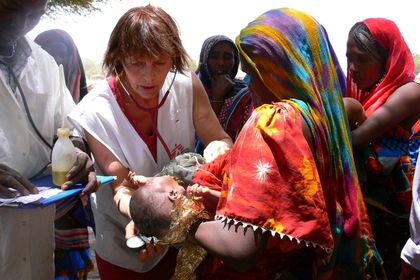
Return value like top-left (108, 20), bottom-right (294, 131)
top-left (0, 175), bottom-right (115, 208)
top-left (0, 187), bottom-right (62, 206)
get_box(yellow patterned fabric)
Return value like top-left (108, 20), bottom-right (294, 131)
top-left (159, 195), bottom-right (210, 280)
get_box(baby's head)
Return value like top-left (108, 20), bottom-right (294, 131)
top-left (126, 152), bottom-right (205, 239)
top-left (128, 174), bottom-right (185, 238)
top-left (343, 97), bottom-right (366, 130)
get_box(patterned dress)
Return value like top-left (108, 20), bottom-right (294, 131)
top-left (193, 8), bottom-right (384, 279)
top-left (357, 122), bottom-right (420, 278)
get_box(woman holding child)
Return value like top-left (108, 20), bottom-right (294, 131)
top-left (346, 18), bottom-right (420, 278)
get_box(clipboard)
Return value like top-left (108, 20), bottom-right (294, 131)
top-left (0, 175), bottom-right (115, 209)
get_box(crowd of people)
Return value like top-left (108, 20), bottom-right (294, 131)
top-left (0, 1), bottom-right (419, 280)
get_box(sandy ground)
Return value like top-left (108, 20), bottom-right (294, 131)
top-left (87, 227), bottom-right (100, 279)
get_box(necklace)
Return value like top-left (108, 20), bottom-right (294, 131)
top-left (116, 71), bottom-right (177, 112)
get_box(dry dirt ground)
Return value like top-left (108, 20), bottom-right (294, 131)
top-left (87, 227), bottom-right (100, 279)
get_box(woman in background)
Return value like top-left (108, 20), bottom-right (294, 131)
top-left (346, 18), bottom-right (420, 278)
top-left (35, 29), bottom-right (88, 103)
top-left (195, 35), bottom-right (253, 153)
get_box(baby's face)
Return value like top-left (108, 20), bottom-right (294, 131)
top-left (132, 176), bottom-right (186, 220)
top-left (145, 176), bottom-right (186, 197)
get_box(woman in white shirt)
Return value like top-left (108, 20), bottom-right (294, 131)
top-left (69, 4), bottom-right (232, 279)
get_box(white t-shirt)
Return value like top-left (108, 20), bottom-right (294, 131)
top-left (68, 71), bottom-right (195, 272)
top-left (0, 38), bottom-right (75, 279)
top-left (401, 153), bottom-right (420, 271)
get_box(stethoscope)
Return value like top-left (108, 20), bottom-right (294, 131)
top-left (116, 70), bottom-right (177, 159)
top-left (0, 53), bottom-right (52, 179)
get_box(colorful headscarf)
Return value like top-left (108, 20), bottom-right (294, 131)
top-left (236, 7), bottom-right (369, 237)
top-left (346, 18), bottom-right (415, 116)
top-left (215, 8), bottom-right (382, 278)
top-left (34, 29), bottom-right (88, 103)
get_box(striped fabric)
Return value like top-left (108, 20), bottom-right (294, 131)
top-left (54, 197), bottom-right (93, 279)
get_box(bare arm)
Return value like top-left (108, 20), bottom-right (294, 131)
top-left (84, 130), bottom-right (133, 217)
top-left (192, 73), bottom-right (232, 147)
top-left (191, 220), bottom-right (268, 272)
top-left (87, 132), bottom-right (167, 261)
top-left (189, 112), bottom-right (313, 271)
top-left (352, 82), bottom-right (420, 147)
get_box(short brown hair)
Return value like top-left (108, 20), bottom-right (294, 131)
top-left (103, 4), bottom-right (190, 76)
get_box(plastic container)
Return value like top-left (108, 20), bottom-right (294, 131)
top-left (51, 127), bottom-right (76, 186)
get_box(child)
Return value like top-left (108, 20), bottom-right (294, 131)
top-left (344, 97), bottom-right (367, 130)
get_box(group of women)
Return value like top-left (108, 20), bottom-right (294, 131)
top-left (46, 4), bottom-right (420, 280)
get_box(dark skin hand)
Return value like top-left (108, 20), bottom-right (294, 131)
top-left (211, 74), bottom-right (234, 100)
top-left (0, 149), bottom-right (98, 199)
top-left (209, 75), bottom-right (234, 117)
top-left (0, 164), bottom-right (38, 198)
top-left (52, 147), bottom-right (99, 196)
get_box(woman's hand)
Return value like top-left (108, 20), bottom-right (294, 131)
top-left (210, 74), bottom-right (234, 101)
top-left (125, 220), bottom-right (165, 262)
top-left (0, 164), bottom-right (38, 198)
top-left (187, 184), bottom-right (220, 200)
top-left (187, 183), bottom-right (220, 215)
top-left (137, 242), bottom-right (165, 263)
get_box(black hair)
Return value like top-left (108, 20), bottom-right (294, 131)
top-left (348, 22), bottom-right (388, 62)
top-left (129, 192), bottom-right (171, 238)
